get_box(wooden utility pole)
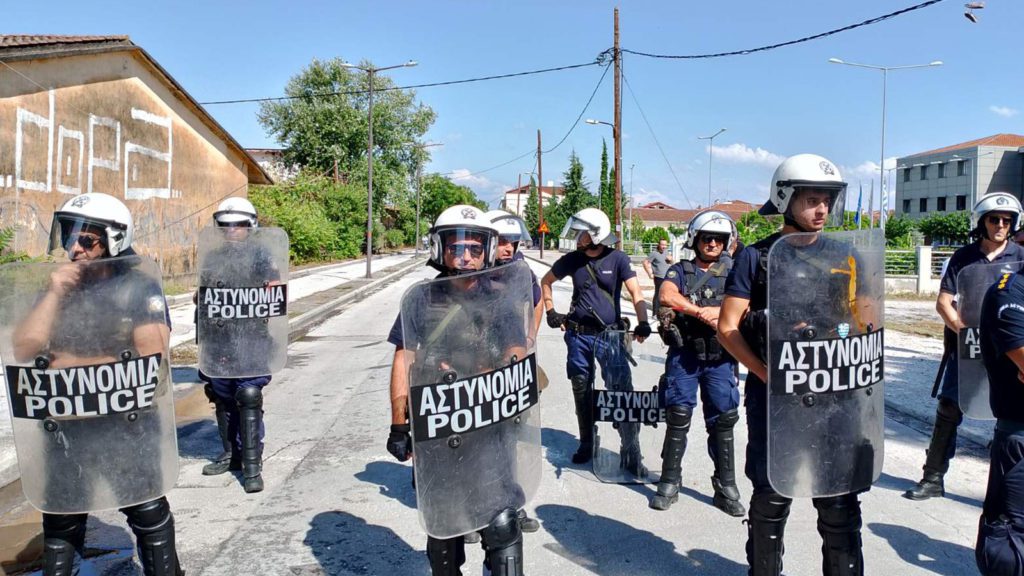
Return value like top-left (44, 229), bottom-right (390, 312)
top-left (613, 8), bottom-right (623, 250)
top-left (537, 129), bottom-right (545, 259)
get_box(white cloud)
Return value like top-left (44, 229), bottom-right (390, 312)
top-left (631, 186), bottom-right (674, 207)
top-left (448, 168), bottom-right (506, 199)
top-left (709, 143), bottom-right (785, 167)
top-left (990, 105), bottom-right (1020, 118)
top-left (841, 156), bottom-right (898, 180)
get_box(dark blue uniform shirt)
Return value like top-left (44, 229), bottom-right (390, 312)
top-left (550, 247), bottom-right (635, 328)
top-left (981, 272), bottom-right (1024, 422)
top-left (941, 241), bottom-right (1024, 295)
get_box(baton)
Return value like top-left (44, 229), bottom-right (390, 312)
top-left (930, 353), bottom-right (948, 399)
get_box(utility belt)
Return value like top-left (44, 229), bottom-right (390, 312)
top-left (656, 309), bottom-right (725, 361)
top-left (565, 317), bottom-right (628, 336)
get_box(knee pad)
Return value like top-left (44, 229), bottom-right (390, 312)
top-left (235, 386), bottom-right (263, 409)
top-left (666, 405), bottom-right (693, 430)
top-left (715, 409), bottom-right (740, 431)
top-left (481, 509), bottom-right (523, 551)
top-left (42, 513), bottom-right (88, 544)
top-left (937, 398), bottom-right (963, 425)
top-left (813, 494), bottom-right (862, 533)
top-left (122, 498), bottom-right (173, 534)
top-left (750, 489), bottom-right (792, 523)
top-left (203, 383), bottom-right (218, 404)
top-left (570, 375), bottom-right (590, 394)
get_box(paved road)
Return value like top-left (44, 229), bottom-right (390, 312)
top-left (31, 255), bottom-right (987, 575)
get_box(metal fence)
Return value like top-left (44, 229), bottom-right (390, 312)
top-left (884, 250), bottom-right (917, 277)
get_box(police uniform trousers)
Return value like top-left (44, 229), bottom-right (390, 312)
top-left (934, 350), bottom-right (964, 461)
top-left (745, 375), bottom-right (865, 576)
top-left (977, 420), bottom-right (1024, 575)
top-left (565, 330), bottom-right (627, 385)
top-left (663, 346), bottom-right (739, 456)
top-left (208, 375), bottom-right (271, 451)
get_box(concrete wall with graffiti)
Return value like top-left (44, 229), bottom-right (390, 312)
top-left (0, 49), bottom-right (254, 280)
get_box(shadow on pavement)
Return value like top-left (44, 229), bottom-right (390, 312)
top-left (541, 427), bottom-right (589, 480)
top-left (175, 419), bottom-right (222, 460)
top-left (873, 472), bottom-right (984, 509)
top-left (868, 522), bottom-right (976, 576)
top-left (536, 503), bottom-right (746, 575)
top-left (353, 461), bottom-right (416, 509)
top-left (299, 511), bottom-right (426, 576)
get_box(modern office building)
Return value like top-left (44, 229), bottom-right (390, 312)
top-left (895, 134), bottom-right (1024, 219)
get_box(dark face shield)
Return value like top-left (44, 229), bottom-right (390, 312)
top-left (48, 216), bottom-right (112, 260)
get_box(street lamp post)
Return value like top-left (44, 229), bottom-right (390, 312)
top-left (829, 57), bottom-right (942, 230)
top-left (341, 59), bottom-right (418, 278)
top-left (411, 142), bottom-right (443, 256)
top-left (586, 118), bottom-right (622, 247)
top-left (697, 128), bottom-right (726, 208)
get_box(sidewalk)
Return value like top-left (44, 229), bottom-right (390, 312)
top-left (0, 252), bottom-right (425, 491)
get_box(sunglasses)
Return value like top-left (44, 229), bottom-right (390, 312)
top-left (219, 220), bottom-right (252, 228)
top-left (66, 233), bottom-right (103, 251)
top-left (700, 235), bottom-right (728, 245)
top-left (445, 243), bottom-right (485, 258)
top-left (987, 215), bottom-right (1014, 226)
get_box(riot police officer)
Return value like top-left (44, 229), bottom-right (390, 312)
top-left (486, 209), bottom-right (543, 332)
top-left (651, 210), bottom-right (744, 517)
top-left (540, 207), bottom-right (651, 467)
top-left (719, 154), bottom-right (879, 576)
top-left (386, 205), bottom-right (538, 575)
top-left (197, 197), bottom-right (281, 494)
top-left (977, 270), bottom-right (1024, 575)
top-left (905, 192), bottom-right (1024, 501)
top-left (11, 193), bottom-right (183, 576)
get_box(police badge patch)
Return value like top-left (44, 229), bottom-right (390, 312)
top-left (837, 322), bottom-right (850, 339)
top-left (819, 161), bottom-right (835, 176)
top-left (71, 195), bottom-right (91, 208)
top-left (461, 207), bottom-right (477, 219)
top-left (667, 270), bottom-right (678, 278)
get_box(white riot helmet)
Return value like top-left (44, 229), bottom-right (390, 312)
top-left (49, 192), bottom-right (133, 257)
top-left (684, 210), bottom-right (736, 251)
top-left (561, 207), bottom-right (615, 247)
top-left (428, 205), bottom-right (500, 273)
top-left (971, 192), bottom-right (1023, 236)
top-left (214, 197), bottom-right (258, 227)
top-left (760, 154), bottom-right (847, 226)
top-left (485, 209), bottom-right (532, 251)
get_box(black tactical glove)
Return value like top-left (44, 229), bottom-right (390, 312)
top-left (387, 424), bottom-right (412, 462)
top-left (547, 310), bottom-right (567, 329)
top-left (634, 321), bottom-right (652, 339)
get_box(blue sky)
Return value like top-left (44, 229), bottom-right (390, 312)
top-left (10, 1), bottom-right (1023, 212)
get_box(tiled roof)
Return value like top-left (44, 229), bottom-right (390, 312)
top-left (906, 134), bottom-right (1024, 158)
top-left (0, 35), bottom-right (131, 49)
top-left (633, 200), bottom-right (758, 224)
top-left (504, 185), bottom-right (564, 196)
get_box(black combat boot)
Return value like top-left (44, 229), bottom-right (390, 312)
top-left (815, 494), bottom-right (864, 576)
top-left (201, 384), bottom-right (235, 475)
top-left (570, 375), bottom-right (593, 464)
top-left (904, 402), bottom-right (960, 501)
top-left (42, 513), bottom-right (87, 576)
top-left (481, 509), bottom-right (524, 576)
top-left (711, 409), bottom-right (746, 517)
top-left (746, 491), bottom-right (792, 576)
top-left (236, 387), bottom-right (264, 493)
top-left (427, 536), bottom-right (466, 576)
top-left (650, 405), bottom-right (691, 510)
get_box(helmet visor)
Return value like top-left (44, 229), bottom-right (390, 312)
top-left (49, 215), bottom-right (110, 258)
top-left (438, 228), bottom-right (493, 272)
top-left (781, 181), bottom-right (848, 228)
top-left (214, 209), bottom-right (257, 227)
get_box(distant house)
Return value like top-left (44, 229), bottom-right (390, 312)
top-left (246, 148), bottom-right (299, 183)
top-left (895, 133), bottom-right (1024, 219)
top-left (631, 199), bottom-right (757, 231)
top-left (0, 35), bottom-right (271, 278)
top-left (498, 182), bottom-right (564, 217)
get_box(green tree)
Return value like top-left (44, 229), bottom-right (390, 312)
top-left (555, 151), bottom-right (595, 218)
top-left (523, 177), bottom-right (540, 236)
top-left (419, 173), bottom-right (487, 225)
top-left (884, 215), bottom-right (916, 248)
top-left (667, 224), bottom-right (687, 238)
top-left (736, 211), bottom-right (780, 246)
top-left (642, 226), bottom-right (670, 244)
top-left (917, 211), bottom-right (971, 245)
top-left (629, 214), bottom-right (646, 244)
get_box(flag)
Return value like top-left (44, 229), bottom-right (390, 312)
top-left (856, 182), bottom-right (863, 229)
top-left (880, 172), bottom-right (889, 231)
top-left (867, 180), bottom-right (875, 229)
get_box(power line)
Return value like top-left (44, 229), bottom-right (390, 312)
top-left (543, 63), bottom-right (611, 154)
top-left (622, 0), bottom-right (946, 60)
top-left (621, 72), bottom-right (694, 208)
top-left (200, 57), bottom-right (607, 106)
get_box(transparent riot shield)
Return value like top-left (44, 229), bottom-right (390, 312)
top-left (957, 261), bottom-right (1024, 420)
top-left (591, 331), bottom-right (666, 484)
top-left (766, 229), bottom-right (885, 498)
top-left (401, 261), bottom-right (541, 539)
top-left (0, 256), bottom-right (178, 513)
top-left (197, 226), bottom-right (289, 378)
